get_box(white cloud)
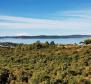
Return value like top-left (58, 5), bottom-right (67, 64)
top-left (16, 32), bottom-right (29, 36)
top-left (0, 10), bottom-right (91, 32)
top-left (54, 10), bottom-right (91, 20)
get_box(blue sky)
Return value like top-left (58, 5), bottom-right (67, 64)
top-left (0, 0), bottom-right (91, 36)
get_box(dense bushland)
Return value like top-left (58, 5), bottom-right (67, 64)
top-left (0, 40), bottom-right (91, 84)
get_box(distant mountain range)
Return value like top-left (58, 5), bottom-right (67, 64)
top-left (0, 35), bottom-right (91, 39)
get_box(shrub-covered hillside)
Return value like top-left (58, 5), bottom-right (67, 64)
top-left (0, 41), bottom-right (91, 84)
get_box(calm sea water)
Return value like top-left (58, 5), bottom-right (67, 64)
top-left (0, 38), bottom-right (89, 44)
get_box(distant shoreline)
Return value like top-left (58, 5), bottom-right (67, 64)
top-left (0, 35), bottom-right (91, 39)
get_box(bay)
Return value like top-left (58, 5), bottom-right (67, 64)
top-left (0, 38), bottom-right (89, 44)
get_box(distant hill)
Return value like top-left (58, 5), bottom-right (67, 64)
top-left (0, 35), bottom-right (91, 39)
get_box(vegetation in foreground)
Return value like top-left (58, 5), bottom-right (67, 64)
top-left (0, 39), bottom-right (91, 84)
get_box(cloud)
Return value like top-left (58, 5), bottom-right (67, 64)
top-left (16, 32), bottom-right (29, 36)
top-left (54, 10), bottom-right (91, 20)
top-left (0, 9), bottom-right (91, 34)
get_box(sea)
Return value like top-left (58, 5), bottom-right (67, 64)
top-left (0, 37), bottom-right (90, 44)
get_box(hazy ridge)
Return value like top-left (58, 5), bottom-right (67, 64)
top-left (0, 35), bottom-right (91, 39)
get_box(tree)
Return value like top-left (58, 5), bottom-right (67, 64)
top-left (50, 41), bottom-right (55, 45)
top-left (80, 39), bottom-right (91, 45)
top-left (45, 41), bottom-right (49, 47)
top-left (33, 41), bottom-right (43, 49)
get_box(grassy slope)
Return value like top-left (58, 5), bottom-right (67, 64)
top-left (0, 43), bottom-right (91, 84)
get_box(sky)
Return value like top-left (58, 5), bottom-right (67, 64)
top-left (0, 0), bottom-right (91, 36)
